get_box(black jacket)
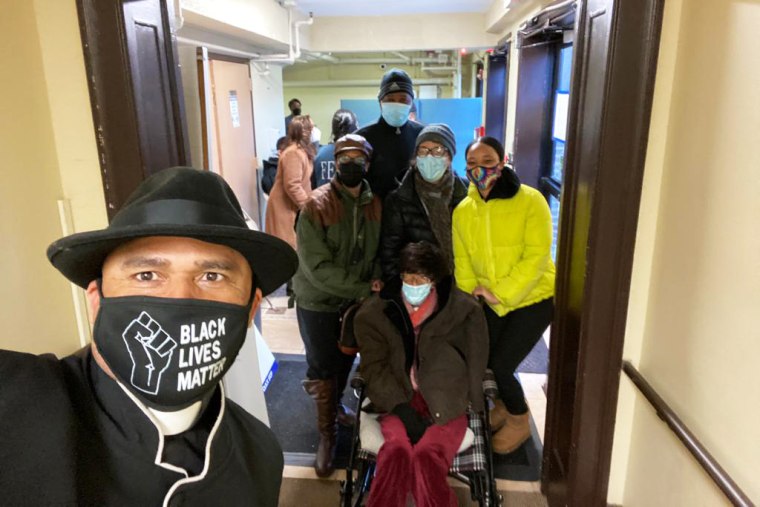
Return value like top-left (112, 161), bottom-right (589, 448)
top-left (261, 156), bottom-right (279, 195)
top-left (0, 348), bottom-right (283, 506)
top-left (354, 277), bottom-right (488, 424)
top-left (379, 169), bottom-right (469, 281)
top-left (356, 117), bottom-right (424, 199)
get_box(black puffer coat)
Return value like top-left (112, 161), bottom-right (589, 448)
top-left (379, 169), bottom-right (469, 281)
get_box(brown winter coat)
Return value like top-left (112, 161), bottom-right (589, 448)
top-left (354, 278), bottom-right (489, 425)
top-left (265, 144), bottom-right (313, 248)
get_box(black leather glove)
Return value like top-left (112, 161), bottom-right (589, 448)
top-left (391, 402), bottom-right (431, 445)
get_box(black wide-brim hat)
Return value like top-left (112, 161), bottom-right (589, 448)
top-left (47, 167), bottom-right (297, 296)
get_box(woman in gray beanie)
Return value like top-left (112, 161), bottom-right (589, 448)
top-left (379, 123), bottom-right (469, 281)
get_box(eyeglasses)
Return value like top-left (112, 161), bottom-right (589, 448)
top-left (337, 155), bottom-right (368, 166)
top-left (416, 146), bottom-right (448, 158)
top-left (401, 273), bottom-right (432, 285)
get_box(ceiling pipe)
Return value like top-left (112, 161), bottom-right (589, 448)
top-left (175, 36), bottom-right (262, 59)
top-left (253, 7), bottom-right (314, 64)
top-left (391, 51), bottom-right (411, 62)
top-left (422, 65), bottom-right (458, 73)
top-left (333, 57), bottom-right (448, 65)
top-left (284, 78), bottom-right (452, 88)
top-left (309, 52), bottom-right (340, 63)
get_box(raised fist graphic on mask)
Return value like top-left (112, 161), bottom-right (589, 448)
top-left (121, 311), bottom-right (177, 394)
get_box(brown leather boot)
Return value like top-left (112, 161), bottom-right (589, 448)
top-left (492, 410), bottom-right (531, 455)
top-left (489, 399), bottom-right (508, 433)
top-left (302, 379), bottom-right (337, 477)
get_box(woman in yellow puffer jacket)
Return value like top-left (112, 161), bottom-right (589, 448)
top-left (452, 136), bottom-right (555, 455)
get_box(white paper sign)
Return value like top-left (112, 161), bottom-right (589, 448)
top-left (229, 90), bottom-right (240, 128)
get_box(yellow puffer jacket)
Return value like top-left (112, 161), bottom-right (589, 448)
top-left (453, 183), bottom-right (555, 317)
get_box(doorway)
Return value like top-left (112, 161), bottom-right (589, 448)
top-left (198, 52), bottom-right (261, 225)
top-left (78, 0), bottom-right (667, 501)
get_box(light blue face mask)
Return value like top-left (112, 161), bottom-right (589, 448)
top-left (402, 281), bottom-right (432, 306)
top-left (381, 102), bottom-right (412, 128)
top-left (416, 155), bottom-right (449, 182)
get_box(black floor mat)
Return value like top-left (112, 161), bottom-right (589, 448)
top-left (264, 354), bottom-right (358, 469)
top-left (265, 354), bottom-right (543, 481)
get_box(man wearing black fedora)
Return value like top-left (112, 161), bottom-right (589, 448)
top-left (0, 167), bottom-right (297, 505)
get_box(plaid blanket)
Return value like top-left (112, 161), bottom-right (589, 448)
top-left (356, 409), bottom-right (488, 473)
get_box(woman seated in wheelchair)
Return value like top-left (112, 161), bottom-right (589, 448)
top-left (354, 241), bottom-right (488, 507)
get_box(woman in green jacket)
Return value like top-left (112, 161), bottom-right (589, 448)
top-left (452, 136), bottom-right (555, 454)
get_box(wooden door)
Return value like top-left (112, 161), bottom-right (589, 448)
top-left (207, 57), bottom-right (260, 224)
top-left (542, 0), bottom-right (666, 504)
top-left (77, 0), bottom-right (189, 219)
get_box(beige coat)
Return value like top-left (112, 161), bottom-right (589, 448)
top-left (265, 144), bottom-right (313, 248)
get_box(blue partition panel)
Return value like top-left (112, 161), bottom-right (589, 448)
top-left (341, 98), bottom-right (483, 177)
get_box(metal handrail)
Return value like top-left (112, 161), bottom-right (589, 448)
top-left (622, 361), bottom-right (754, 507)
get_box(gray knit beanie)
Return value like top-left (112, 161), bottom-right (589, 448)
top-left (415, 123), bottom-right (456, 156)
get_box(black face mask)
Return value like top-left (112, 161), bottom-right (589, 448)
top-left (292, 108), bottom-right (302, 116)
top-left (93, 288), bottom-right (252, 410)
top-left (336, 161), bottom-right (366, 188)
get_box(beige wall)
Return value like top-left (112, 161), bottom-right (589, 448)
top-left (308, 13), bottom-right (498, 53)
top-left (0, 0), bottom-right (106, 356)
top-left (181, 0), bottom-right (303, 50)
top-left (609, 0), bottom-right (760, 504)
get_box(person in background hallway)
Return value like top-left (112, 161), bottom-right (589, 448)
top-left (354, 241), bottom-right (488, 507)
top-left (452, 136), bottom-right (555, 454)
top-left (379, 123), bottom-right (468, 282)
top-left (0, 168), bottom-right (295, 505)
top-left (266, 115), bottom-right (314, 308)
top-left (292, 134), bottom-right (383, 477)
top-left (284, 97), bottom-right (301, 131)
top-left (261, 136), bottom-right (288, 196)
top-left (312, 109), bottom-right (359, 189)
top-left (265, 115), bottom-right (314, 250)
top-left (356, 68), bottom-right (424, 199)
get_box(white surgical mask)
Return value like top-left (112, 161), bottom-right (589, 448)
top-left (402, 282), bottom-right (432, 306)
top-left (416, 156), bottom-right (448, 182)
top-left (311, 126), bottom-right (322, 144)
top-left (381, 103), bottom-right (412, 128)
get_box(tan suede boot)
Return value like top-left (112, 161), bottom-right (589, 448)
top-left (492, 410), bottom-right (531, 454)
top-left (489, 399), bottom-right (509, 433)
top-left (302, 379), bottom-right (337, 477)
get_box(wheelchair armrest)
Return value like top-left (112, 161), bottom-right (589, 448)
top-left (482, 369), bottom-right (499, 399)
top-left (350, 374), bottom-right (366, 390)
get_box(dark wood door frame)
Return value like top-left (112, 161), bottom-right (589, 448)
top-left (543, 0), bottom-right (666, 505)
top-left (77, 0), bottom-right (190, 219)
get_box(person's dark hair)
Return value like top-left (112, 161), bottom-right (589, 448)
top-left (464, 136), bottom-right (505, 163)
top-left (399, 241), bottom-right (449, 282)
top-left (331, 109), bottom-right (358, 142)
top-left (287, 115), bottom-right (316, 160)
top-left (288, 98), bottom-right (301, 109)
top-left (276, 136), bottom-right (288, 152)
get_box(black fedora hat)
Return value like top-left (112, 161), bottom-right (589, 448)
top-left (47, 167), bottom-right (297, 296)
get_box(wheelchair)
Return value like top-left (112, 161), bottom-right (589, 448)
top-left (339, 370), bottom-right (503, 506)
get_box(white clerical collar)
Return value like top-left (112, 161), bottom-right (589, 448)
top-left (147, 401), bottom-right (202, 436)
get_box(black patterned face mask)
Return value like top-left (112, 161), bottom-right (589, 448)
top-left (93, 287), bottom-right (251, 410)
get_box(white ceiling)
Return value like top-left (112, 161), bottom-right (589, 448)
top-left (294, 0), bottom-right (495, 17)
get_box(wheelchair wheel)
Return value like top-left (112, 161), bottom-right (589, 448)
top-left (341, 457), bottom-right (374, 507)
